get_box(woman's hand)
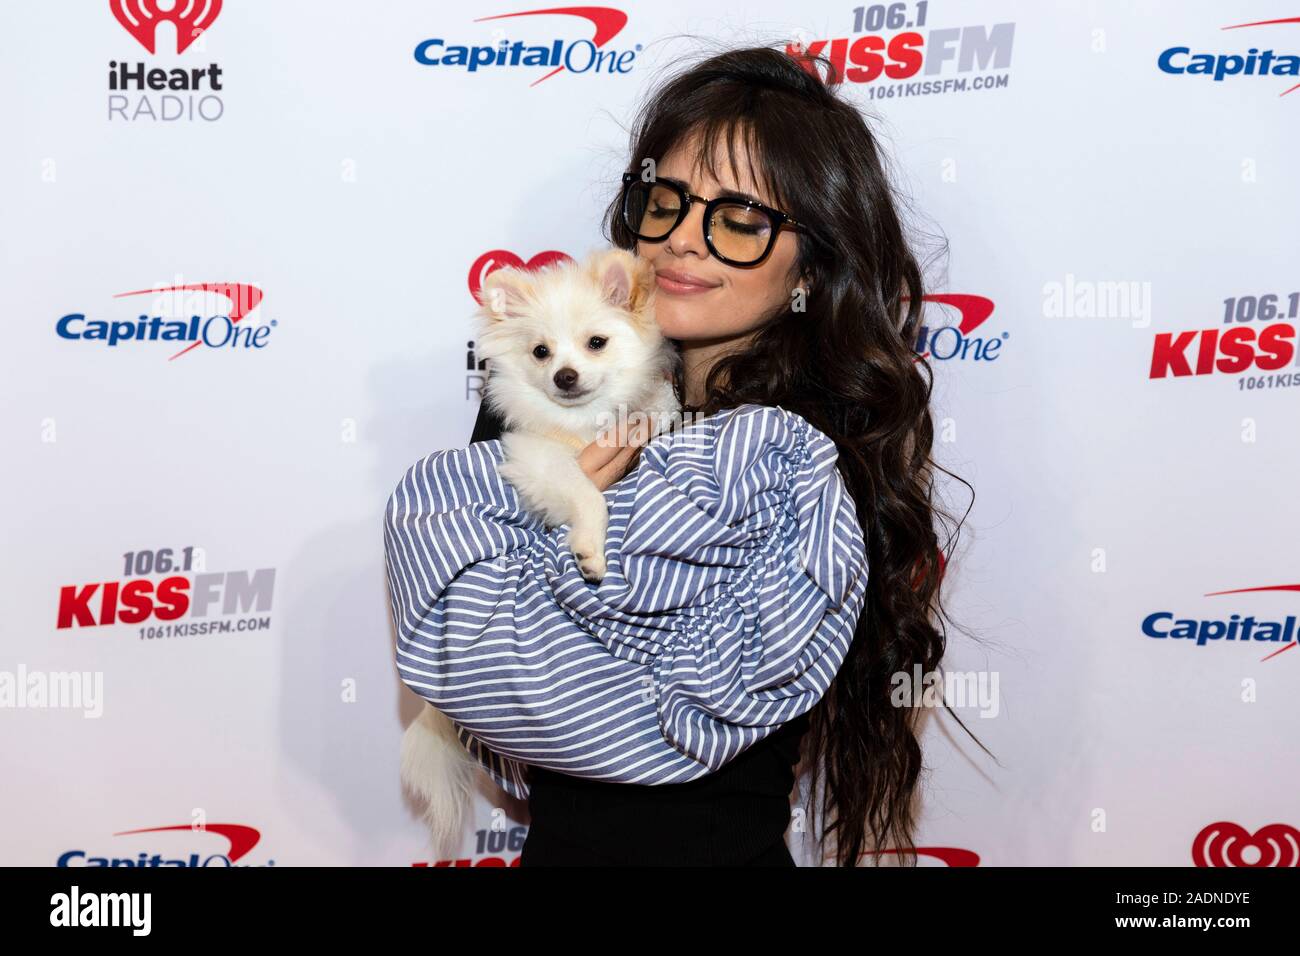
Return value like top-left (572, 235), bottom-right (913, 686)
top-left (579, 417), bottom-right (652, 491)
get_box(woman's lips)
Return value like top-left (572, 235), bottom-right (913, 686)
top-left (655, 273), bottom-right (720, 296)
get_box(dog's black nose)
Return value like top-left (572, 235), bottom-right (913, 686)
top-left (553, 367), bottom-right (579, 390)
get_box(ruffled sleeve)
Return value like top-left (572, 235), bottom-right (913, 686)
top-left (383, 403), bottom-right (869, 800)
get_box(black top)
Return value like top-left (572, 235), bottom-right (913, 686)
top-left (467, 400), bottom-right (811, 865)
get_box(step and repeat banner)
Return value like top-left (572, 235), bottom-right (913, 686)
top-left (2, 1), bottom-right (1296, 867)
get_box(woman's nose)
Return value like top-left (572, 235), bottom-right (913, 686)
top-left (667, 201), bottom-right (710, 259)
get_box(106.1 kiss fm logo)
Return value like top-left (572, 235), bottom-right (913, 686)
top-left (1148, 289), bottom-right (1300, 388)
top-left (108, 0), bottom-right (226, 121)
top-left (56, 546), bottom-right (275, 641)
top-left (786, 1), bottom-right (1014, 100)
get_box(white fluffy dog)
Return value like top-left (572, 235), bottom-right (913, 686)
top-left (401, 247), bottom-right (682, 854)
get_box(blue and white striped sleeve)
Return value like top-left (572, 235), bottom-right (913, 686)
top-left (383, 403), bottom-right (869, 801)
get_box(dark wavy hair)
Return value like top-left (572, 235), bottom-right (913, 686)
top-left (601, 42), bottom-right (989, 866)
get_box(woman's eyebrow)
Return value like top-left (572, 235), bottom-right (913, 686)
top-left (659, 174), bottom-right (763, 205)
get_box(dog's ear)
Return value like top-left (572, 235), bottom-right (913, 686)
top-left (625, 253), bottom-right (657, 316)
top-left (590, 247), bottom-right (655, 316)
top-left (478, 266), bottom-right (532, 320)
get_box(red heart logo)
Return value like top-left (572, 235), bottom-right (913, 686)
top-left (1192, 821), bottom-right (1300, 866)
top-left (110, 0), bottom-right (224, 55)
top-left (468, 250), bottom-right (572, 304)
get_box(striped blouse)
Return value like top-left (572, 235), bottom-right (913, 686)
top-left (383, 403), bottom-right (869, 801)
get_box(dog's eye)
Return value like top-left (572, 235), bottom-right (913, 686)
top-left (532, 344), bottom-right (550, 360)
top-left (587, 336), bottom-right (607, 350)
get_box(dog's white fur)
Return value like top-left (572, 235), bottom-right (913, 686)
top-left (401, 247), bottom-right (682, 852)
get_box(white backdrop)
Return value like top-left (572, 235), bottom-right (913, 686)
top-left (2, 0), bottom-right (1297, 867)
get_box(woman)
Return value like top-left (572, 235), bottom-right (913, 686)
top-left (462, 44), bottom-right (977, 866)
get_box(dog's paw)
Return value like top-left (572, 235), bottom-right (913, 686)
top-left (572, 549), bottom-right (606, 583)
top-left (569, 534), bottom-right (607, 583)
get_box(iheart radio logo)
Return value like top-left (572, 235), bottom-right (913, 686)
top-left (1192, 822), bottom-right (1300, 866)
top-left (110, 0), bottom-right (223, 55)
top-left (469, 250), bottom-right (572, 303)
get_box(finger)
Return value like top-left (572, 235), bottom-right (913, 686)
top-left (581, 417), bottom-right (650, 478)
top-left (579, 432), bottom-right (623, 470)
top-left (594, 441), bottom-right (641, 486)
top-left (613, 418), bottom-right (641, 446)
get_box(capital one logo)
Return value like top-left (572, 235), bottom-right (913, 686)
top-left (1158, 16), bottom-right (1300, 99)
top-left (907, 293), bottom-right (1004, 363)
top-left (1192, 822), bottom-right (1300, 866)
top-left (55, 282), bottom-right (272, 358)
top-left (866, 847), bottom-right (980, 866)
top-left (58, 823), bottom-right (269, 866)
top-left (110, 0), bottom-right (223, 55)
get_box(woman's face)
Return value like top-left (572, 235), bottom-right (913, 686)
top-left (635, 130), bottom-right (806, 344)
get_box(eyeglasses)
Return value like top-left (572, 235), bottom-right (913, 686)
top-left (619, 171), bottom-right (810, 267)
